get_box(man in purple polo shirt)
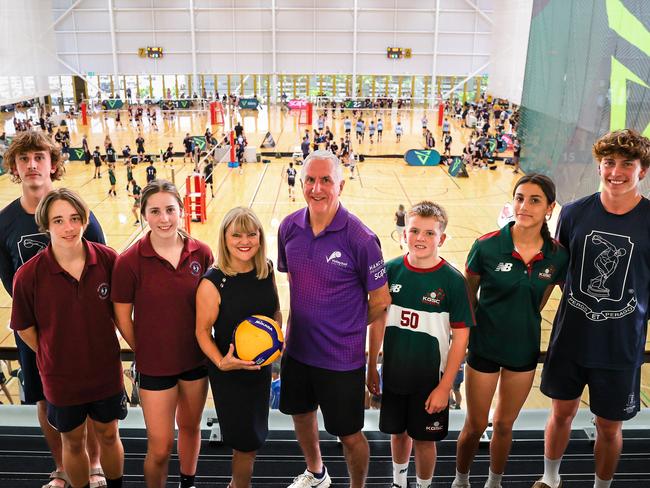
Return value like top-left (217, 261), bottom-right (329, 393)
top-left (278, 150), bottom-right (391, 488)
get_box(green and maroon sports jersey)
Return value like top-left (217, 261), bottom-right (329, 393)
top-left (382, 255), bottom-right (474, 394)
top-left (466, 222), bottom-right (568, 368)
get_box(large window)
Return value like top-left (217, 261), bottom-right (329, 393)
top-left (61, 76), bottom-right (74, 106)
top-left (177, 75), bottom-right (189, 97)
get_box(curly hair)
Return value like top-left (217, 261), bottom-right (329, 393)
top-left (592, 129), bottom-right (650, 169)
top-left (3, 130), bottom-right (64, 183)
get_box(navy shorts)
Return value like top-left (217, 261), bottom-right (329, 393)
top-left (541, 353), bottom-right (641, 421)
top-left (47, 391), bottom-right (128, 433)
top-left (208, 362), bottom-right (271, 452)
top-left (467, 350), bottom-right (537, 374)
top-left (380, 386), bottom-right (449, 441)
top-left (280, 355), bottom-right (365, 437)
top-left (138, 365), bottom-right (208, 391)
top-left (14, 331), bottom-right (44, 404)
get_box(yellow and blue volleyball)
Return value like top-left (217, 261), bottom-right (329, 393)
top-left (233, 315), bottom-right (284, 366)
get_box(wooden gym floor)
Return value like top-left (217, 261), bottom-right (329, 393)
top-left (0, 103), bottom-right (648, 411)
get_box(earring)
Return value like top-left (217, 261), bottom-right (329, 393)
top-left (545, 214), bottom-right (551, 221)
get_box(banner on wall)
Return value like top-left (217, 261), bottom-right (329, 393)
top-left (518, 0), bottom-right (650, 204)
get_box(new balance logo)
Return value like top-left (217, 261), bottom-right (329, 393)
top-left (495, 262), bottom-right (513, 272)
top-left (389, 284), bottom-right (402, 293)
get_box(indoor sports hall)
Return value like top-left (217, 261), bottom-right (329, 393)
top-left (0, 1), bottom-right (649, 487)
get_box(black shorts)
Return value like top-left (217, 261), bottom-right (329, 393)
top-left (379, 387), bottom-right (449, 441)
top-left (540, 353), bottom-right (641, 421)
top-left (279, 355), bottom-right (364, 437)
top-left (138, 365), bottom-right (208, 391)
top-left (14, 331), bottom-right (44, 403)
top-left (467, 350), bottom-right (537, 373)
top-left (208, 362), bottom-right (271, 452)
top-left (47, 391), bottom-right (128, 433)
top-left (345, 128), bottom-right (351, 134)
top-left (288, 178), bottom-right (295, 187)
top-left (137, 147), bottom-right (145, 155)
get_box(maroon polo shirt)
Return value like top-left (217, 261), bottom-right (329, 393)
top-left (111, 232), bottom-right (213, 376)
top-left (11, 240), bottom-right (123, 406)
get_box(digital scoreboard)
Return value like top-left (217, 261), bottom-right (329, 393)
top-left (386, 47), bottom-right (412, 59)
top-left (138, 47), bottom-right (164, 58)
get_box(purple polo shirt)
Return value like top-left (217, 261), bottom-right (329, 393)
top-left (277, 205), bottom-right (387, 371)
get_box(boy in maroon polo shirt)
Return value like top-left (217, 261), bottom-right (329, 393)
top-left (11, 188), bottom-right (125, 488)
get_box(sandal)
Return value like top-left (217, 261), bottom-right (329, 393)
top-left (42, 470), bottom-right (70, 488)
top-left (89, 467), bottom-right (107, 488)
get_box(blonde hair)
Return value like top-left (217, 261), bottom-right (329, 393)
top-left (407, 200), bottom-right (449, 232)
top-left (216, 206), bottom-right (270, 279)
top-left (35, 188), bottom-right (89, 233)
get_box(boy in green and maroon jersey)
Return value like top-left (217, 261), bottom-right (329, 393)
top-left (367, 201), bottom-right (473, 488)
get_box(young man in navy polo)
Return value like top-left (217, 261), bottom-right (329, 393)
top-left (534, 129), bottom-right (650, 488)
top-left (0, 130), bottom-right (107, 488)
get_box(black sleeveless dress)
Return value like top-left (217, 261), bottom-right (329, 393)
top-left (202, 263), bottom-right (279, 452)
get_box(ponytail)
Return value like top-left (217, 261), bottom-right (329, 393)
top-left (540, 220), bottom-right (557, 252)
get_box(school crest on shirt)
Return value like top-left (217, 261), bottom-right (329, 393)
top-left (537, 265), bottom-right (556, 281)
top-left (568, 231), bottom-right (636, 321)
top-left (422, 289), bottom-right (445, 307)
top-left (189, 260), bottom-right (202, 276)
top-left (97, 282), bottom-right (110, 300)
top-left (17, 232), bottom-right (49, 265)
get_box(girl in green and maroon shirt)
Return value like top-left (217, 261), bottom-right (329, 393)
top-left (452, 174), bottom-right (568, 488)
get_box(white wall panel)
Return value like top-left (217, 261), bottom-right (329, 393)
top-left (357, 11), bottom-right (394, 30)
top-left (78, 0), bottom-right (107, 8)
top-left (438, 11), bottom-right (476, 30)
top-left (152, 0), bottom-right (189, 7)
top-left (75, 33), bottom-right (112, 53)
top-left (357, 33), bottom-right (391, 52)
top-left (114, 11), bottom-right (154, 30)
top-left (234, 32), bottom-right (266, 50)
top-left (73, 11), bottom-right (110, 30)
top-left (196, 54), bottom-right (236, 73)
top-left (114, 0), bottom-right (153, 7)
top-left (47, 0), bottom-right (499, 85)
top-left (195, 11), bottom-right (233, 29)
top-left (69, 54), bottom-right (113, 73)
top-left (196, 32), bottom-right (235, 51)
top-left (235, 54), bottom-right (273, 74)
top-left (396, 11), bottom-right (435, 31)
top-left (314, 11), bottom-right (353, 29)
top-left (56, 33), bottom-right (80, 53)
top-left (55, 14), bottom-right (77, 30)
top-left (437, 33), bottom-right (475, 53)
top-left (117, 33), bottom-right (159, 51)
top-left (234, 10), bottom-right (272, 28)
top-left (315, 33), bottom-right (353, 52)
top-left (394, 33), bottom-right (436, 52)
top-left (312, 54), bottom-right (352, 73)
top-left (276, 10), bottom-right (314, 29)
top-left (276, 54), bottom-right (314, 73)
top-left (155, 32), bottom-right (193, 52)
top-left (487, 0), bottom-right (531, 103)
top-left (276, 33), bottom-right (314, 52)
top-left (154, 11), bottom-right (190, 30)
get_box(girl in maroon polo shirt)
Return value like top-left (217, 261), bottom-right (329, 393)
top-left (112, 180), bottom-right (213, 488)
top-left (11, 188), bottom-right (125, 488)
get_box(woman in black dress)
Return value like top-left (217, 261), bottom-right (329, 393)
top-left (196, 206), bottom-right (281, 488)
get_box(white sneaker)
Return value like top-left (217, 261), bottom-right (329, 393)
top-left (451, 479), bottom-right (471, 488)
top-left (287, 468), bottom-right (332, 488)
